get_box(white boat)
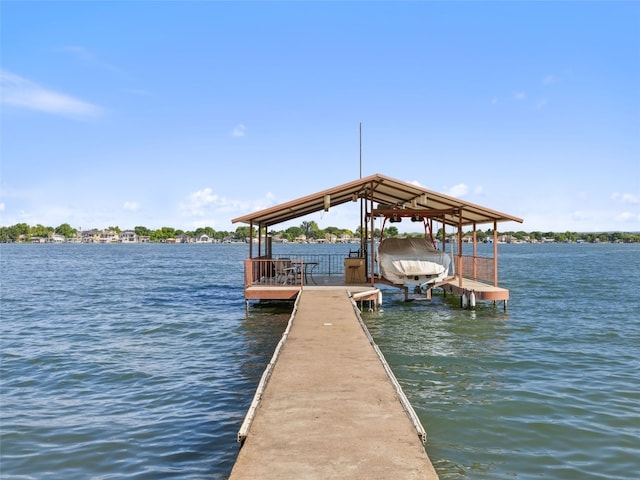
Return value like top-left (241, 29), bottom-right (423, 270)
top-left (377, 236), bottom-right (454, 288)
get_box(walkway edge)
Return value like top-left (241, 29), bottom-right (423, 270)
top-left (348, 291), bottom-right (427, 443)
top-left (237, 291), bottom-right (302, 444)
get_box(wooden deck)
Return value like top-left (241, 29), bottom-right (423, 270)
top-left (230, 289), bottom-right (438, 479)
top-left (243, 255), bottom-right (510, 310)
top-left (435, 276), bottom-right (510, 310)
top-left (244, 272), bottom-right (381, 302)
top-left (439, 276), bottom-right (509, 301)
top-left (245, 274), bottom-right (509, 309)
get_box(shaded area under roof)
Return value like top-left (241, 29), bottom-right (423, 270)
top-left (232, 173), bottom-right (523, 229)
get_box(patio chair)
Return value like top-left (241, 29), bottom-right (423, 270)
top-left (274, 258), bottom-right (298, 285)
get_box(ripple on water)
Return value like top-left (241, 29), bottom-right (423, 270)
top-left (2, 243), bottom-right (639, 479)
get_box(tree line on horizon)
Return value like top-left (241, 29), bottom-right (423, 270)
top-left (1, 221), bottom-right (639, 244)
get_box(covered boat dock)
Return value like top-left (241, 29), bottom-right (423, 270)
top-left (232, 173), bottom-right (523, 309)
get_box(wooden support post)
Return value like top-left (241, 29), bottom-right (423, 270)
top-left (493, 221), bottom-right (498, 287)
top-left (473, 223), bottom-right (477, 281)
top-left (457, 217), bottom-right (463, 288)
top-left (249, 221), bottom-right (254, 258)
top-left (369, 181), bottom-right (376, 287)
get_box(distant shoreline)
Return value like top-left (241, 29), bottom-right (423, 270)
top-left (2, 237), bottom-right (639, 245)
top-left (2, 222), bottom-right (639, 244)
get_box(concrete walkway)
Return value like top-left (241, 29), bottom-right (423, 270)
top-left (229, 289), bottom-right (438, 480)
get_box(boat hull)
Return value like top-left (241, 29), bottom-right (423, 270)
top-left (377, 238), bottom-right (453, 288)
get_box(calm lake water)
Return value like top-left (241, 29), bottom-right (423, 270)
top-left (1, 242), bottom-right (639, 479)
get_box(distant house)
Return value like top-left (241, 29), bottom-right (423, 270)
top-left (100, 230), bottom-right (119, 243)
top-left (49, 234), bottom-right (66, 243)
top-left (120, 231), bottom-right (138, 243)
top-left (82, 230), bottom-right (100, 243)
top-left (196, 234), bottom-right (211, 243)
top-left (497, 234), bottom-right (516, 244)
top-left (177, 234), bottom-right (194, 244)
top-left (324, 233), bottom-right (337, 243)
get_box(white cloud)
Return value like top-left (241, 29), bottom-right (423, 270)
top-left (514, 91), bottom-right (526, 101)
top-left (123, 201), bottom-right (140, 211)
top-left (181, 188), bottom-right (220, 217)
top-left (0, 70), bottom-right (102, 118)
top-left (542, 74), bottom-right (558, 85)
top-left (444, 183), bottom-right (469, 197)
top-left (615, 211), bottom-right (640, 223)
top-left (232, 123), bottom-right (247, 137)
top-left (180, 187), bottom-right (251, 216)
top-left (473, 185), bottom-right (484, 195)
top-left (0, 202), bottom-right (5, 212)
top-left (177, 188), bottom-right (279, 229)
top-left (611, 192), bottom-right (639, 204)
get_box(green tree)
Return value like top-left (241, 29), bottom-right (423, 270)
top-left (234, 226), bottom-right (256, 241)
top-left (384, 226), bottom-right (399, 238)
top-left (195, 226), bottom-right (216, 238)
top-left (300, 221), bottom-right (320, 239)
top-left (214, 230), bottom-right (229, 241)
top-left (149, 227), bottom-right (176, 242)
top-left (134, 226), bottom-right (151, 237)
top-left (30, 224), bottom-right (53, 238)
top-left (6, 223), bottom-right (30, 241)
top-left (513, 231), bottom-right (527, 241)
top-left (55, 223), bottom-right (76, 239)
top-left (324, 226), bottom-right (340, 236)
top-left (284, 226), bottom-right (303, 241)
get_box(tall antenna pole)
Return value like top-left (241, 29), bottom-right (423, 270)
top-left (359, 122), bottom-right (362, 179)
top-left (359, 122), bottom-right (365, 263)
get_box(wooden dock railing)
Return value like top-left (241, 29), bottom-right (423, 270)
top-left (245, 254), bottom-right (353, 287)
top-left (244, 253), bottom-right (498, 287)
top-left (459, 254), bottom-right (496, 286)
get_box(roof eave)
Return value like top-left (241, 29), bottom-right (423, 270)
top-left (231, 173), bottom-right (523, 228)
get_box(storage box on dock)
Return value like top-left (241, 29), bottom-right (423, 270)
top-left (344, 258), bottom-right (366, 284)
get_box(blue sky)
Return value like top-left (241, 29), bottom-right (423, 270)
top-left (2, 1), bottom-right (639, 233)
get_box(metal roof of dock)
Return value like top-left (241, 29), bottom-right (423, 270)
top-left (232, 173), bottom-right (523, 228)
